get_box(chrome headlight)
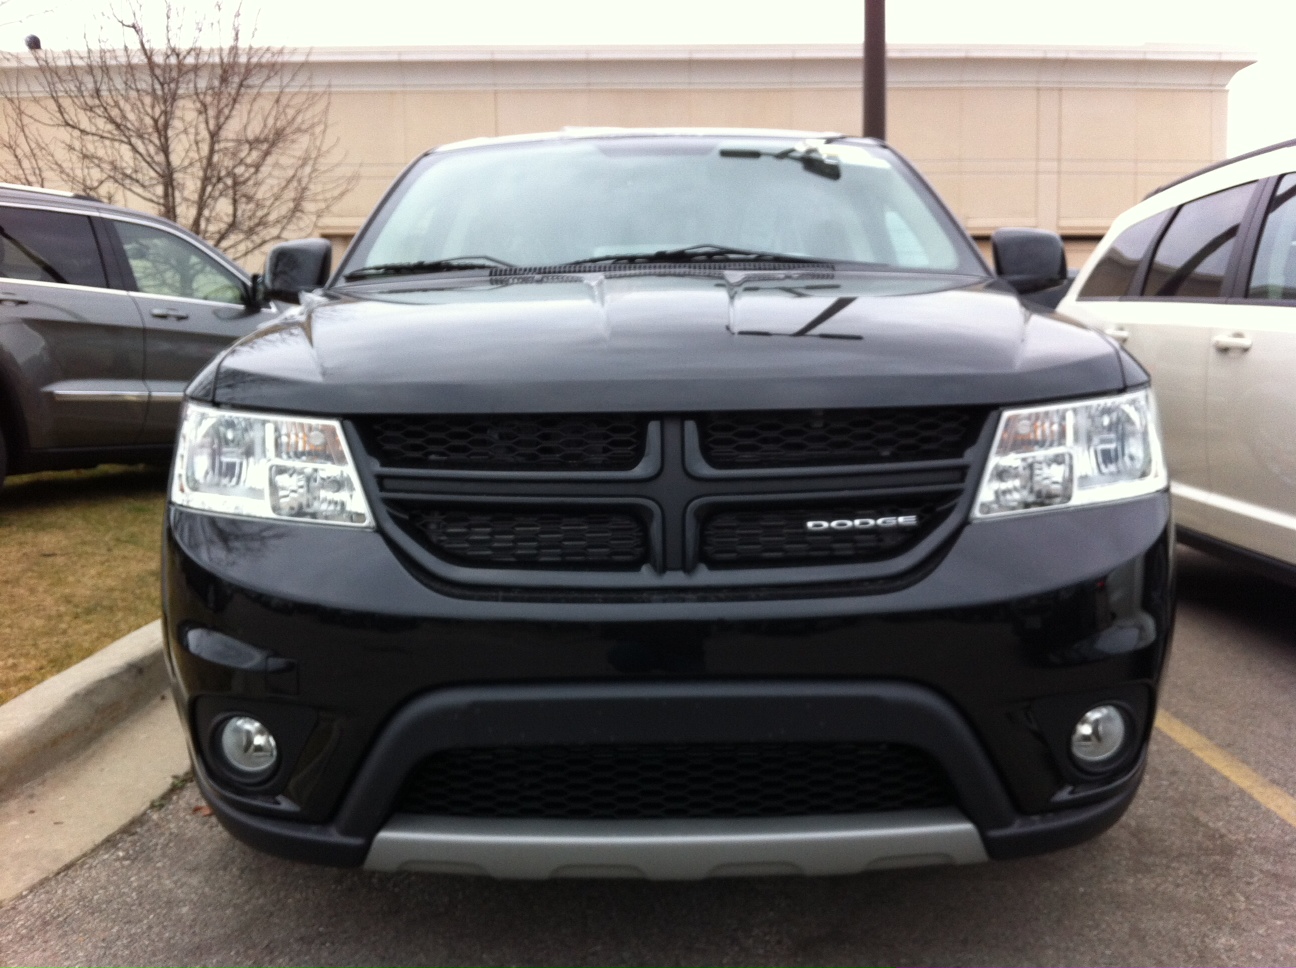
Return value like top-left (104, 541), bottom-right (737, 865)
top-left (972, 388), bottom-right (1166, 519)
top-left (170, 402), bottom-right (373, 527)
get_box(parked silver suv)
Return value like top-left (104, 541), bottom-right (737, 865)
top-left (0, 184), bottom-right (280, 485)
top-left (1059, 138), bottom-right (1296, 583)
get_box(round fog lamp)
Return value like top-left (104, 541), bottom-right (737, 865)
top-left (1070, 704), bottom-right (1127, 766)
top-left (219, 716), bottom-right (279, 779)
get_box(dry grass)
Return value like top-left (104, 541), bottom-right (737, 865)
top-left (0, 466), bottom-right (168, 704)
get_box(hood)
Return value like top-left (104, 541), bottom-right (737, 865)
top-left (202, 271), bottom-right (1129, 414)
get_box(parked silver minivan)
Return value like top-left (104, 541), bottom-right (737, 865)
top-left (1059, 139), bottom-right (1296, 582)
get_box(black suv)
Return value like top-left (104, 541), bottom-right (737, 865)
top-left (162, 131), bottom-right (1174, 878)
top-left (0, 184), bottom-right (278, 485)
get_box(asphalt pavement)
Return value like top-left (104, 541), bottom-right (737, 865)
top-left (1, 546), bottom-right (1294, 966)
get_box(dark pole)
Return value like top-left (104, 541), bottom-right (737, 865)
top-left (863, 0), bottom-right (886, 139)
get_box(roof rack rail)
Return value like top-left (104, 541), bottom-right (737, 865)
top-left (0, 182), bottom-right (101, 202)
top-left (1144, 136), bottom-right (1296, 199)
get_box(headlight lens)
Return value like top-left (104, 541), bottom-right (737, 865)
top-left (972, 388), bottom-right (1165, 519)
top-left (171, 402), bottom-right (373, 527)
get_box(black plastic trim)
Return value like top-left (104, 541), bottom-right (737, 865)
top-left (193, 757), bottom-right (369, 866)
top-left (684, 484), bottom-right (967, 577)
top-left (1178, 527), bottom-right (1296, 589)
top-left (383, 494), bottom-right (664, 581)
top-left (1128, 208), bottom-right (1175, 299)
top-left (191, 680), bottom-right (1155, 867)
top-left (1227, 175), bottom-right (1282, 300)
top-left (983, 753), bottom-right (1145, 859)
top-left (365, 420), bottom-right (663, 483)
top-left (325, 680), bottom-right (1018, 841)
top-left (681, 417), bottom-right (985, 481)
top-left (1222, 177), bottom-right (1276, 299)
top-left (88, 215), bottom-right (131, 292)
top-left (344, 412), bottom-right (997, 597)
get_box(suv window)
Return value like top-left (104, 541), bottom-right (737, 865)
top-left (0, 206), bottom-right (107, 289)
top-left (112, 220), bottom-right (244, 304)
top-left (1141, 182), bottom-right (1255, 299)
top-left (1077, 210), bottom-right (1170, 299)
top-left (1247, 173), bottom-right (1296, 300)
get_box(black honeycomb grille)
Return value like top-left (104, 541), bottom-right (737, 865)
top-left (396, 742), bottom-right (953, 819)
top-left (701, 496), bottom-right (958, 568)
top-left (699, 408), bottom-right (982, 468)
top-left (399, 506), bottom-right (647, 569)
top-left (367, 414), bottom-right (646, 471)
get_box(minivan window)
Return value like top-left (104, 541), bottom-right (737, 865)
top-left (1077, 210), bottom-right (1170, 299)
top-left (1141, 182), bottom-right (1255, 299)
top-left (1247, 173), bottom-right (1296, 301)
top-left (112, 221), bottom-right (244, 304)
top-left (0, 207), bottom-right (107, 289)
top-left (342, 138), bottom-right (982, 277)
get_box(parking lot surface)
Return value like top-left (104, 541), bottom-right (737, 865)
top-left (1, 547), bottom-right (1293, 966)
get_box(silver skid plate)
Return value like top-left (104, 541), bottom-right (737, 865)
top-left (364, 808), bottom-right (987, 879)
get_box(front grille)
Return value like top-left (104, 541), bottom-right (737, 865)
top-left (699, 408), bottom-right (982, 468)
top-left (395, 742), bottom-right (953, 819)
top-left (366, 414), bottom-right (646, 471)
top-left (367, 410), bottom-right (980, 590)
top-left (397, 505), bottom-right (648, 570)
top-left (701, 496), bottom-right (958, 568)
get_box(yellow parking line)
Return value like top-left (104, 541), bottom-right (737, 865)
top-left (1156, 709), bottom-right (1296, 829)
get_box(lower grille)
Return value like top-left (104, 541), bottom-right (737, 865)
top-left (397, 506), bottom-right (648, 570)
top-left (395, 742), bottom-right (953, 819)
top-left (701, 496), bottom-right (958, 568)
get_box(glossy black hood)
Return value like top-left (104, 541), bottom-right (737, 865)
top-left (202, 271), bottom-right (1130, 414)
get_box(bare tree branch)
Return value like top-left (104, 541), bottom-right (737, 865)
top-left (0, 1), bottom-right (355, 260)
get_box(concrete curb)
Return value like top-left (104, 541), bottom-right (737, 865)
top-left (0, 620), bottom-right (167, 796)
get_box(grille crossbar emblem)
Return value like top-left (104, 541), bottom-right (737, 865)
top-left (805, 515), bottom-right (919, 532)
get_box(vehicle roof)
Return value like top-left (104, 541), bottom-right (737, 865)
top-left (433, 127), bottom-right (877, 155)
top-left (1060, 138), bottom-right (1296, 307)
top-left (1145, 136), bottom-right (1296, 199)
top-left (0, 183), bottom-right (191, 229)
top-left (1086, 142), bottom-right (1296, 251)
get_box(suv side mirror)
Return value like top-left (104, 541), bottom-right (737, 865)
top-left (992, 228), bottom-right (1067, 295)
top-left (263, 238), bottom-right (333, 304)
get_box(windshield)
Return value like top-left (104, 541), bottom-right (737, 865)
top-left (340, 137), bottom-right (984, 278)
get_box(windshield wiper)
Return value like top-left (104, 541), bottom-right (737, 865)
top-left (567, 244), bottom-right (833, 267)
top-left (718, 146), bottom-right (842, 180)
top-left (344, 255), bottom-right (514, 280)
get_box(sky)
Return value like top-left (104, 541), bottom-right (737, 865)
top-left (3, 0), bottom-right (1293, 154)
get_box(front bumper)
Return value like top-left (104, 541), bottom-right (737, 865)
top-left (164, 492), bottom-right (1173, 875)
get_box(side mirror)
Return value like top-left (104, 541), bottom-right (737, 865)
top-left (992, 228), bottom-right (1067, 296)
top-left (263, 238), bottom-right (332, 304)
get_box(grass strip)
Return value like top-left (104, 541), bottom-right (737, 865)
top-left (0, 466), bottom-right (167, 704)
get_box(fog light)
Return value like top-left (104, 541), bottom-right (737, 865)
top-left (219, 716), bottom-right (278, 779)
top-left (1070, 705), bottom-right (1127, 766)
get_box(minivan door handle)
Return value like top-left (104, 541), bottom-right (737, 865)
top-left (1212, 333), bottom-right (1253, 352)
top-left (1104, 326), bottom-right (1130, 344)
top-left (150, 308), bottom-right (189, 321)
top-left (0, 291), bottom-right (29, 306)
